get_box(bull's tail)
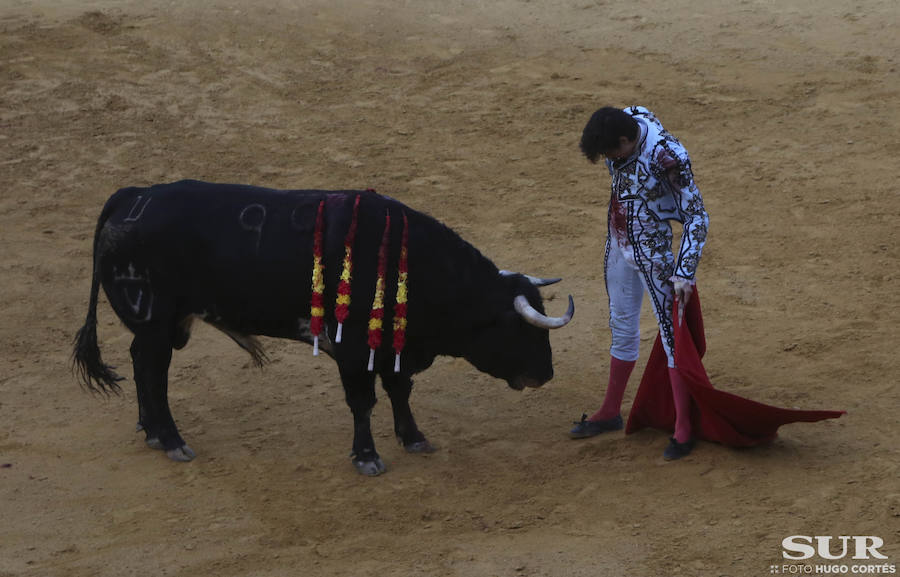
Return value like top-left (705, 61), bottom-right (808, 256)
top-left (72, 200), bottom-right (124, 394)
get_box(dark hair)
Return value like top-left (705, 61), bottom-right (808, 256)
top-left (579, 107), bottom-right (639, 164)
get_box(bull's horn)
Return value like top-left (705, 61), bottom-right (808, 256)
top-left (499, 270), bottom-right (562, 287)
top-left (513, 295), bottom-right (575, 329)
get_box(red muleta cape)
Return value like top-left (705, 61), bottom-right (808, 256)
top-left (625, 288), bottom-right (845, 446)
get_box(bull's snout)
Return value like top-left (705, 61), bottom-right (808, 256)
top-left (508, 374), bottom-right (550, 391)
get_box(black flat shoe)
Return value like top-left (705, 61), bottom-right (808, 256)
top-left (663, 437), bottom-right (695, 461)
top-left (569, 413), bottom-right (623, 439)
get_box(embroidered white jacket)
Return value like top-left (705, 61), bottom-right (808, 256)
top-left (605, 106), bottom-right (709, 280)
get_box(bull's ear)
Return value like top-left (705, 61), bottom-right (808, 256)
top-left (499, 270), bottom-right (562, 287)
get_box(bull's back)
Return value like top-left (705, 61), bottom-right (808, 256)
top-left (95, 179), bottom-right (495, 344)
top-left (96, 180), bottom-right (355, 335)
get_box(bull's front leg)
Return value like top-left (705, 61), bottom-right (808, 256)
top-left (338, 366), bottom-right (385, 476)
top-left (379, 371), bottom-right (435, 454)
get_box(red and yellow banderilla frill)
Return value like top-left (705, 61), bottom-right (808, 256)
top-left (310, 200), bottom-right (325, 356)
top-left (367, 211), bottom-right (391, 371)
top-left (392, 212), bottom-right (409, 373)
top-left (335, 195), bottom-right (360, 343)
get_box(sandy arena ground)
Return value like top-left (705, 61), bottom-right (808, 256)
top-left (1, 1), bottom-right (898, 575)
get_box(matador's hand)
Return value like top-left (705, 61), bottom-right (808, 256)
top-left (670, 276), bottom-right (694, 325)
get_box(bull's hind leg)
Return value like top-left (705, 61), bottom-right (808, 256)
top-left (338, 366), bottom-right (385, 476)
top-left (379, 372), bottom-right (435, 454)
top-left (130, 332), bottom-right (195, 462)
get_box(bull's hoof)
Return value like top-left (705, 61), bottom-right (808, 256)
top-left (404, 440), bottom-right (436, 454)
top-left (166, 445), bottom-right (196, 462)
top-left (352, 456), bottom-right (386, 476)
top-left (138, 423), bottom-right (166, 451)
top-left (145, 437), bottom-right (165, 450)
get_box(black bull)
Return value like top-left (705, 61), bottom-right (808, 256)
top-left (73, 180), bottom-right (574, 475)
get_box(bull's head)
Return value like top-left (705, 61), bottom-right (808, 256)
top-left (464, 271), bottom-right (574, 390)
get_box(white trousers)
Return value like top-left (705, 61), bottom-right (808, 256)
top-left (605, 238), bottom-right (676, 368)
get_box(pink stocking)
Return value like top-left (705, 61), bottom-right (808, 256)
top-left (668, 367), bottom-right (692, 442)
top-left (589, 356), bottom-right (636, 421)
